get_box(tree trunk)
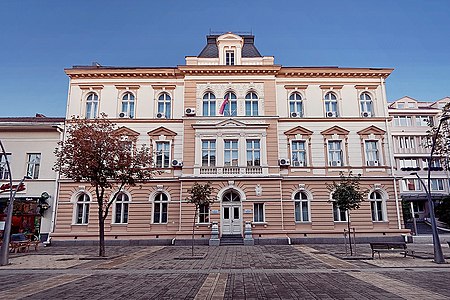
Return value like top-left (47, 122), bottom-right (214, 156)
top-left (192, 206), bottom-right (198, 257)
top-left (99, 207), bottom-right (106, 257)
top-left (347, 213), bottom-right (353, 256)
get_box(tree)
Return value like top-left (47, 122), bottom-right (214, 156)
top-left (327, 171), bottom-right (367, 256)
top-left (54, 115), bottom-right (156, 257)
top-left (424, 102), bottom-right (450, 169)
top-left (436, 196), bottom-right (450, 228)
top-left (186, 182), bottom-right (216, 256)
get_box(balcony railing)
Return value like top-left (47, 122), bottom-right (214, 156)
top-left (198, 166), bottom-right (265, 176)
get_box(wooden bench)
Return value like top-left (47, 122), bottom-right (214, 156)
top-left (369, 242), bottom-right (409, 259)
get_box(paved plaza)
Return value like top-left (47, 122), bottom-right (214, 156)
top-left (1, 243), bottom-right (450, 299)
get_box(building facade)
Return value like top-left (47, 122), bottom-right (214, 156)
top-left (388, 96), bottom-right (450, 231)
top-left (0, 115), bottom-right (64, 241)
top-left (52, 33), bottom-right (409, 243)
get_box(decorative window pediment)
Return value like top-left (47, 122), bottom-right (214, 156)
top-left (357, 126), bottom-right (385, 136)
top-left (114, 126), bottom-right (140, 138)
top-left (147, 126), bottom-right (177, 138)
top-left (284, 126), bottom-right (313, 137)
top-left (320, 126), bottom-right (349, 136)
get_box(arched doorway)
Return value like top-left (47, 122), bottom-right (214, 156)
top-left (221, 190), bottom-right (242, 236)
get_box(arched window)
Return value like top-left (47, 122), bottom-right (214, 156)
top-left (157, 93), bottom-right (171, 118)
top-left (324, 92), bottom-right (338, 117)
top-left (203, 92), bottom-right (216, 116)
top-left (153, 193), bottom-right (168, 223)
top-left (360, 92), bottom-right (373, 116)
top-left (222, 190), bottom-right (240, 202)
top-left (245, 92), bottom-right (258, 116)
top-left (114, 192), bottom-right (130, 224)
top-left (75, 193), bottom-right (90, 224)
top-left (121, 92), bottom-right (135, 118)
top-left (221, 92), bottom-right (237, 116)
top-left (289, 92), bottom-right (303, 117)
top-left (86, 93), bottom-right (99, 119)
top-left (370, 191), bottom-right (384, 221)
top-left (294, 191), bottom-right (309, 222)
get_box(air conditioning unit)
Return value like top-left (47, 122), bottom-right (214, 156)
top-left (292, 161), bottom-right (305, 167)
top-left (290, 112), bottom-right (301, 118)
top-left (279, 158), bottom-right (290, 166)
top-left (156, 113), bottom-right (165, 119)
top-left (171, 160), bottom-right (183, 167)
top-left (326, 111), bottom-right (337, 118)
top-left (185, 108), bottom-right (196, 116)
top-left (367, 160), bottom-right (379, 166)
top-left (329, 160), bottom-right (341, 167)
top-left (361, 111), bottom-right (372, 117)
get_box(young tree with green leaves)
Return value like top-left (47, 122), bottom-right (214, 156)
top-left (186, 182), bottom-right (216, 256)
top-left (327, 171), bottom-right (368, 256)
top-left (54, 115), bottom-right (156, 257)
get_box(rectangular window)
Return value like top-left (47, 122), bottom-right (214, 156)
top-left (202, 140), bottom-right (216, 167)
top-left (430, 179), bottom-right (444, 191)
top-left (26, 153), bottom-right (41, 179)
top-left (423, 158), bottom-right (442, 169)
top-left (291, 141), bottom-right (306, 167)
top-left (333, 202), bottom-right (347, 222)
top-left (328, 141), bottom-right (342, 166)
top-left (399, 158), bottom-right (418, 169)
top-left (371, 201), bottom-right (384, 221)
top-left (155, 142), bottom-right (170, 168)
top-left (295, 200), bottom-right (309, 222)
top-left (246, 140), bottom-right (260, 166)
top-left (398, 136), bottom-right (415, 149)
top-left (413, 202), bottom-right (425, 213)
top-left (365, 141), bottom-right (379, 166)
top-left (253, 203), bottom-right (264, 223)
top-left (0, 154), bottom-right (10, 180)
top-left (402, 179), bottom-right (421, 191)
top-left (198, 204), bottom-right (210, 223)
top-left (224, 140), bottom-right (238, 166)
top-left (245, 100), bottom-right (258, 116)
top-left (225, 50), bottom-right (235, 65)
top-left (415, 116), bottom-right (433, 127)
top-left (393, 116), bottom-right (412, 127)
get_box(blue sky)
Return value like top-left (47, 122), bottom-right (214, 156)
top-left (1, 0), bottom-right (449, 117)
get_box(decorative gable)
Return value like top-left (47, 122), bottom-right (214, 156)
top-left (320, 126), bottom-right (349, 136)
top-left (216, 119), bottom-right (247, 127)
top-left (114, 126), bottom-right (140, 137)
top-left (284, 126), bottom-right (313, 138)
top-left (357, 126), bottom-right (386, 136)
top-left (147, 126), bottom-right (177, 138)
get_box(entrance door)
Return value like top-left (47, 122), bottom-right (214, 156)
top-left (221, 190), bottom-right (242, 235)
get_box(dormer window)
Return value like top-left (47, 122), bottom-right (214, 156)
top-left (225, 50), bottom-right (235, 65)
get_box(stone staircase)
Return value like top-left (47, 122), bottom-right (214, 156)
top-left (220, 234), bottom-right (244, 246)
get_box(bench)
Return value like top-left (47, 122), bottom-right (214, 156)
top-left (9, 233), bottom-right (39, 253)
top-left (369, 242), bottom-right (409, 259)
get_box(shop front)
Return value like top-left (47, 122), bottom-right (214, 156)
top-left (0, 197), bottom-right (42, 238)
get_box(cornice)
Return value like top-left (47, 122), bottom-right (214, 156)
top-left (65, 68), bottom-right (182, 79)
top-left (278, 67), bottom-right (393, 79)
top-left (178, 65), bottom-right (282, 76)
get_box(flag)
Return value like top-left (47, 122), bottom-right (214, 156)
top-left (219, 94), bottom-right (229, 115)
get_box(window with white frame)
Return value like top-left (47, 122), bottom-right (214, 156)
top-left (402, 179), bottom-right (421, 191)
top-left (430, 179), bottom-right (444, 191)
top-left (328, 141), bottom-right (343, 166)
top-left (399, 158), bottom-right (418, 169)
top-left (246, 139), bottom-right (260, 166)
top-left (398, 136), bottom-right (415, 149)
top-left (225, 50), bottom-right (235, 65)
top-left (365, 141), bottom-right (379, 166)
top-left (324, 92), bottom-right (338, 117)
top-left (291, 140), bottom-right (306, 167)
top-left (222, 92), bottom-right (237, 116)
top-left (294, 191), bottom-right (309, 222)
top-left (423, 158), bottom-right (442, 169)
top-left (155, 141), bottom-right (170, 168)
top-left (0, 154), bottom-right (10, 180)
top-left (413, 202), bottom-right (425, 213)
top-left (120, 92), bottom-right (135, 118)
top-left (86, 93), bottom-right (99, 119)
top-left (333, 202), bottom-right (347, 222)
top-left (202, 140), bottom-right (216, 167)
top-left (289, 92), bottom-right (303, 117)
top-left (415, 115), bottom-right (433, 127)
top-left (202, 92), bottom-right (216, 116)
top-left (114, 192), bottom-right (130, 224)
top-left (224, 140), bottom-right (238, 166)
top-left (253, 203), bottom-right (264, 222)
top-left (370, 191), bottom-right (384, 222)
top-left (157, 92), bottom-right (171, 118)
top-left (198, 203), bottom-right (210, 223)
top-left (393, 116), bottom-right (412, 126)
top-left (245, 92), bottom-right (259, 116)
top-left (26, 153), bottom-right (41, 179)
top-left (153, 192), bottom-right (168, 223)
top-left (75, 193), bottom-right (90, 224)
top-left (360, 92), bottom-right (373, 116)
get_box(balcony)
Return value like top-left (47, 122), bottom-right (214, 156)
top-left (197, 166), bottom-right (266, 177)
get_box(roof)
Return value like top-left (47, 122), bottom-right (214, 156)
top-left (0, 116), bottom-right (65, 123)
top-left (198, 35), bottom-right (262, 58)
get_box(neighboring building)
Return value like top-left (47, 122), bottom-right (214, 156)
top-left (388, 96), bottom-right (450, 231)
top-left (0, 115), bottom-right (64, 241)
top-left (52, 33), bottom-right (409, 243)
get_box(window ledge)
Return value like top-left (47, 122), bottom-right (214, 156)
top-left (195, 223), bottom-right (211, 226)
top-left (71, 223), bottom-right (88, 226)
top-left (295, 221), bottom-right (311, 224)
top-left (152, 223), bottom-right (168, 225)
top-left (333, 221), bottom-right (348, 223)
top-left (252, 222), bottom-right (267, 225)
top-left (111, 223), bottom-right (128, 226)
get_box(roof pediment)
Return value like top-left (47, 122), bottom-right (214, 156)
top-left (216, 119), bottom-right (247, 127)
top-left (321, 125), bottom-right (349, 136)
top-left (284, 126), bottom-right (313, 136)
top-left (217, 33), bottom-right (243, 42)
top-left (357, 125), bottom-right (386, 135)
top-left (114, 126), bottom-right (140, 137)
top-left (147, 126), bottom-right (177, 137)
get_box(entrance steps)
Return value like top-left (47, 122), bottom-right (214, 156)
top-left (220, 234), bottom-right (244, 246)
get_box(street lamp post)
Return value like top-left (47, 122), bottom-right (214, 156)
top-left (0, 140), bottom-right (31, 266)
